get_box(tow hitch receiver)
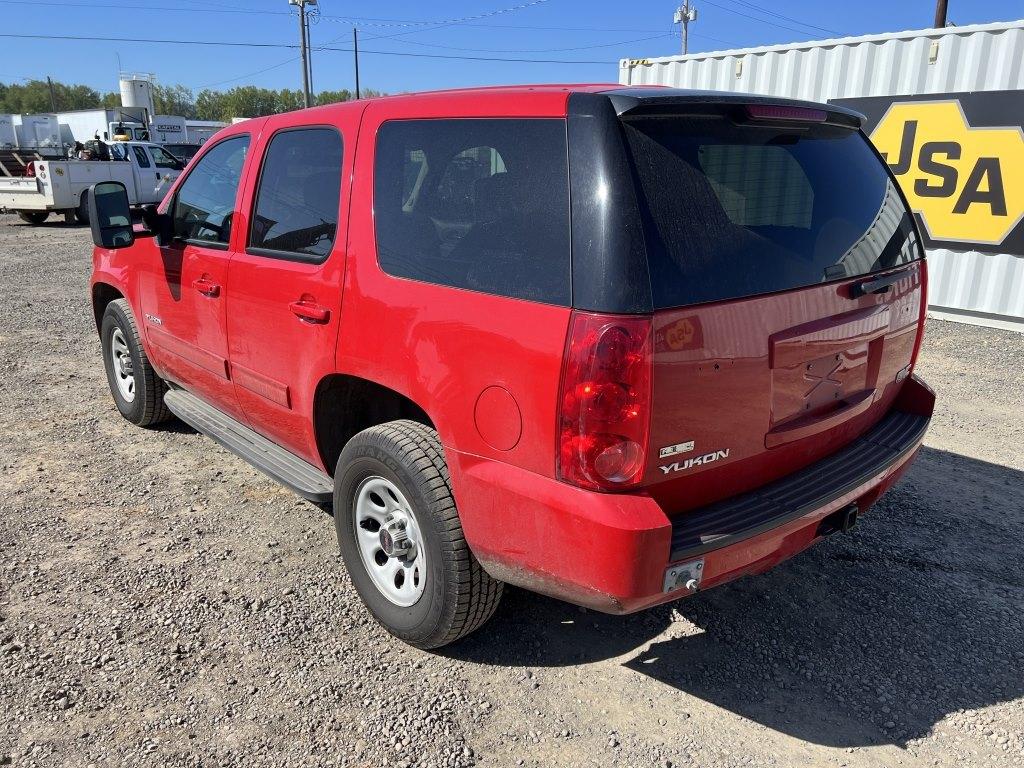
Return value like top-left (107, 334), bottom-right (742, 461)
top-left (817, 503), bottom-right (859, 537)
top-left (663, 559), bottom-right (704, 593)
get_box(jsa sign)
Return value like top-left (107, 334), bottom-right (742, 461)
top-left (833, 91), bottom-right (1024, 256)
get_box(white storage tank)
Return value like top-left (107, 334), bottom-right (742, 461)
top-left (119, 73), bottom-right (157, 121)
top-left (619, 20), bottom-right (1024, 331)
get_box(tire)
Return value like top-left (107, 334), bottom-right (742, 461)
top-left (100, 299), bottom-right (171, 427)
top-left (334, 420), bottom-right (503, 649)
top-left (17, 211), bottom-right (48, 225)
top-left (75, 192), bottom-right (89, 225)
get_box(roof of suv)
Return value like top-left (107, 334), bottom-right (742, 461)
top-left (283, 84), bottom-right (860, 125)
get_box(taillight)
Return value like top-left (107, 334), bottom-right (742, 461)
top-left (24, 162), bottom-right (35, 178)
top-left (557, 311), bottom-right (652, 491)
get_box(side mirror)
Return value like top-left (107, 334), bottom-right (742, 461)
top-left (88, 181), bottom-right (134, 249)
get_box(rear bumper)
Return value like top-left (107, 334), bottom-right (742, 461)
top-left (449, 374), bottom-right (935, 614)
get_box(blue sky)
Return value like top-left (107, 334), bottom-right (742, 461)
top-left (1, 0), bottom-right (1021, 96)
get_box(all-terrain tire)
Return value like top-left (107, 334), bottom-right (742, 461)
top-left (17, 211), bottom-right (48, 225)
top-left (100, 299), bottom-right (171, 427)
top-left (334, 420), bottom-right (503, 649)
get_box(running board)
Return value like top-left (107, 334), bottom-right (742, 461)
top-left (163, 388), bottom-right (334, 503)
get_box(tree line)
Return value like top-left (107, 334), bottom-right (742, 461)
top-left (0, 79), bottom-right (383, 121)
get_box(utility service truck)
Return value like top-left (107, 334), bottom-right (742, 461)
top-left (0, 140), bottom-right (183, 225)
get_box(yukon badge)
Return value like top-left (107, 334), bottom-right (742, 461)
top-left (659, 449), bottom-right (731, 475)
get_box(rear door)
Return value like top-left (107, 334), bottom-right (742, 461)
top-left (615, 108), bottom-right (925, 511)
top-left (224, 109), bottom-right (360, 466)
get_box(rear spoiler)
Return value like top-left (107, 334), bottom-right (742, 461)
top-left (603, 88), bottom-right (864, 130)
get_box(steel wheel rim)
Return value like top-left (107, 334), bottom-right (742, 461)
top-left (109, 327), bottom-right (135, 403)
top-left (353, 476), bottom-right (427, 607)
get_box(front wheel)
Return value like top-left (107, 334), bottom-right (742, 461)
top-left (100, 299), bottom-right (171, 427)
top-left (334, 420), bottom-right (503, 649)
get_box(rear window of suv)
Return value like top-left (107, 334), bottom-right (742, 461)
top-left (621, 117), bottom-right (920, 309)
top-left (373, 118), bottom-right (571, 306)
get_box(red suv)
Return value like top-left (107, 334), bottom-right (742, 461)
top-left (87, 85), bottom-right (934, 649)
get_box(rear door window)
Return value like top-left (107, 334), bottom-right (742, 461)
top-left (248, 127), bottom-right (343, 261)
top-left (622, 118), bottom-right (920, 308)
top-left (373, 118), bottom-right (571, 306)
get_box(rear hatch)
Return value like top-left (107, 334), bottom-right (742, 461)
top-left (568, 92), bottom-right (925, 512)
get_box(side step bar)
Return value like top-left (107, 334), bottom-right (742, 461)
top-left (163, 388), bottom-right (334, 503)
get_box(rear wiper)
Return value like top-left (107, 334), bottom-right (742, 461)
top-left (850, 267), bottom-right (916, 297)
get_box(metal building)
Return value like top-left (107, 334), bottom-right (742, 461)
top-left (620, 20), bottom-right (1024, 331)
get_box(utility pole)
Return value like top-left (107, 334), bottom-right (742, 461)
top-left (289, 0), bottom-right (316, 108)
top-left (934, 0), bottom-right (948, 28)
top-left (46, 76), bottom-right (57, 111)
top-left (353, 27), bottom-right (361, 99)
top-left (674, 1), bottom-right (698, 55)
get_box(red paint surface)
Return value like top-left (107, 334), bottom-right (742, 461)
top-left (91, 85), bottom-right (932, 612)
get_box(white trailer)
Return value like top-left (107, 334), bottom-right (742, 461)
top-left (56, 108), bottom-right (149, 149)
top-left (0, 141), bottom-right (183, 225)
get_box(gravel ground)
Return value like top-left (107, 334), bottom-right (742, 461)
top-left (1, 214), bottom-right (1022, 768)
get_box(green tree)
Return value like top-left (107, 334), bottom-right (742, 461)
top-left (152, 84), bottom-right (196, 118)
top-left (1, 79), bottom-right (384, 119)
top-left (316, 89), bottom-right (353, 105)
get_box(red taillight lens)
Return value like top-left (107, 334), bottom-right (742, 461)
top-left (24, 162), bottom-right (35, 178)
top-left (557, 312), bottom-right (652, 491)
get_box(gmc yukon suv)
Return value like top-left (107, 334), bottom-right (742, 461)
top-left (87, 86), bottom-right (934, 649)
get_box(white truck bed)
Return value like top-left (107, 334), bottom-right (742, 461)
top-left (0, 141), bottom-right (182, 217)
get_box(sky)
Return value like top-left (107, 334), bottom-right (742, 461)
top-left (0, 0), bottom-right (1021, 97)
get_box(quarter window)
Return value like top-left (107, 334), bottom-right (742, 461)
top-left (172, 135), bottom-right (250, 247)
top-left (248, 128), bottom-right (343, 260)
top-left (373, 119), bottom-right (571, 305)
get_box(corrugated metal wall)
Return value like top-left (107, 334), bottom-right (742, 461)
top-left (619, 21), bottom-right (1024, 329)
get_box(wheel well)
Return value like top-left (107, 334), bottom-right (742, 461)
top-left (314, 375), bottom-right (435, 476)
top-left (92, 283), bottom-right (123, 332)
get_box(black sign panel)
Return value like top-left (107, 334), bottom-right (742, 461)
top-left (832, 90), bottom-right (1024, 256)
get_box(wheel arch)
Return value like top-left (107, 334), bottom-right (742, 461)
top-left (313, 373), bottom-right (436, 477)
top-left (91, 282), bottom-right (125, 333)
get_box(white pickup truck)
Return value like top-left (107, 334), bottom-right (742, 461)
top-left (0, 141), bottom-right (184, 225)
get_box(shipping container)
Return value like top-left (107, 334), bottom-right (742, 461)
top-left (620, 20), bottom-right (1024, 331)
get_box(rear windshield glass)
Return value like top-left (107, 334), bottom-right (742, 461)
top-left (622, 118), bottom-right (920, 308)
top-left (374, 118), bottom-right (571, 306)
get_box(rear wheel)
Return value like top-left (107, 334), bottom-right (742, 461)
top-left (334, 420), bottom-right (503, 649)
top-left (17, 211), bottom-right (48, 225)
top-left (75, 192), bottom-right (89, 225)
top-left (100, 299), bottom-right (171, 427)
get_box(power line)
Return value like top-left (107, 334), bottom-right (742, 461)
top-left (197, 57), bottom-right (300, 90)
top-left (392, 32), bottom-right (674, 54)
top-left (0, 32), bottom-right (616, 65)
top-left (726, 0), bottom-right (841, 36)
top-left (699, 0), bottom-right (842, 38)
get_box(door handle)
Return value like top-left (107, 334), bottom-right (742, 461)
top-left (289, 299), bottom-right (330, 324)
top-left (192, 277), bottom-right (221, 297)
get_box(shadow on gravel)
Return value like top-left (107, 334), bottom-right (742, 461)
top-left (450, 447), bottom-right (1023, 748)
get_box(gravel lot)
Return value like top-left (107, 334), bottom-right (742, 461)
top-left (1, 214), bottom-right (1022, 768)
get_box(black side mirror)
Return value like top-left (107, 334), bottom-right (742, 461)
top-left (88, 181), bottom-right (134, 249)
